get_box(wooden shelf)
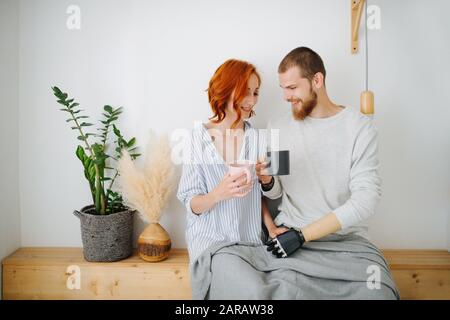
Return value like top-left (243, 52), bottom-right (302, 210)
top-left (2, 247), bottom-right (450, 300)
top-left (382, 249), bottom-right (450, 300)
top-left (383, 249), bottom-right (450, 270)
top-left (2, 248), bottom-right (191, 300)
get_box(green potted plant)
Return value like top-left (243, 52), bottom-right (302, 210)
top-left (52, 86), bottom-right (140, 262)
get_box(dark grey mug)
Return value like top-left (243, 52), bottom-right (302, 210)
top-left (265, 150), bottom-right (290, 176)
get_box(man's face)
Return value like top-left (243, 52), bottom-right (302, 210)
top-left (278, 66), bottom-right (317, 120)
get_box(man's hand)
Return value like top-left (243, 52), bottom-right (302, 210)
top-left (266, 228), bottom-right (305, 258)
top-left (256, 158), bottom-right (272, 185)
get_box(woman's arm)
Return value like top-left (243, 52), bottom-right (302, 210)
top-left (190, 192), bottom-right (219, 215)
top-left (262, 197), bottom-right (289, 239)
top-left (190, 171), bottom-right (253, 215)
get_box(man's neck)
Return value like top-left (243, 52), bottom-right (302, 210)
top-left (309, 95), bottom-right (343, 119)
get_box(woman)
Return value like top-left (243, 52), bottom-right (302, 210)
top-left (177, 59), bottom-right (284, 264)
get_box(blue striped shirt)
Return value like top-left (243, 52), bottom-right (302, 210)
top-left (177, 121), bottom-right (266, 263)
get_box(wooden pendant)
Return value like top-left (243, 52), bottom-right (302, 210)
top-left (361, 90), bottom-right (374, 115)
top-left (138, 223), bottom-right (171, 262)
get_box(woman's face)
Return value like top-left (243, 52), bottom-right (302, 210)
top-left (227, 73), bottom-right (260, 119)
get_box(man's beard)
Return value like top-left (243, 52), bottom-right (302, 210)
top-left (290, 89), bottom-right (317, 121)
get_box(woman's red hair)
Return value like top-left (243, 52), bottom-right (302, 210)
top-left (207, 59), bottom-right (261, 129)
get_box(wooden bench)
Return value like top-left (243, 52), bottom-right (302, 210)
top-left (2, 247), bottom-right (449, 300)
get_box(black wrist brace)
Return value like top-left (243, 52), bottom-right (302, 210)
top-left (266, 228), bottom-right (305, 258)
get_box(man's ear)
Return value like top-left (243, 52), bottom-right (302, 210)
top-left (312, 72), bottom-right (325, 90)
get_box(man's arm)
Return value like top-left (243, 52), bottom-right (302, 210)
top-left (333, 120), bottom-right (381, 229)
top-left (268, 212), bottom-right (341, 258)
top-left (299, 212), bottom-right (342, 242)
top-left (302, 120), bottom-right (381, 241)
top-left (256, 161), bottom-right (282, 199)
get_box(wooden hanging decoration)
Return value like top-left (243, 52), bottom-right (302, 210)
top-left (351, 0), bottom-right (365, 54)
top-left (352, 0), bottom-right (375, 115)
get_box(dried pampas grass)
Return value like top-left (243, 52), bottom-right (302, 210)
top-left (117, 131), bottom-right (175, 223)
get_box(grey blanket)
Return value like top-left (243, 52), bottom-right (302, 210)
top-left (190, 233), bottom-right (400, 300)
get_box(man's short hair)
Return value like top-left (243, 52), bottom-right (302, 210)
top-left (278, 47), bottom-right (326, 81)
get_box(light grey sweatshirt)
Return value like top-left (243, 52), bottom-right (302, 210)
top-left (262, 106), bottom-right (381, 240)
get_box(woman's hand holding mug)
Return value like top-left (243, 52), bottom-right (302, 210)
top-left (211, 171), bottom-right (253, 203)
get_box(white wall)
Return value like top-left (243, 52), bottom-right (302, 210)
top-left (365, 0), bottom-right (450, 249)
top-left (0, 0), bottom-right (21, 298)
top-left (15, 0), bottom-right (450, 250)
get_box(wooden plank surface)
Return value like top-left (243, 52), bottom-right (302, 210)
top-left (3, 247), bottom-right (450, 300)
top-left (390, 269), bottom-right (449, 300)
top-left (382, 249), bottom-right (450, 270)
top-left (382, 249), bottom-right (450, 300)
top-left (2, 248), bottom-right (191, 300)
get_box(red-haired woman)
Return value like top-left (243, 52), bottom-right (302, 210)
top-left (177, 59), bottom-right (283, 265)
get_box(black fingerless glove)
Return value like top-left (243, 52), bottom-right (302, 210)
top-left (266, 228), bottom-right (305, 258)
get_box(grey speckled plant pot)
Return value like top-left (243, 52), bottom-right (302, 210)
top-left (73, 205), bottom-right (135, 262)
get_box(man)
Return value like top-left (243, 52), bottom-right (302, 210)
top-left (257, 46), bottom-right (382, 258)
